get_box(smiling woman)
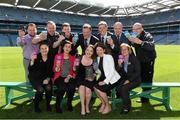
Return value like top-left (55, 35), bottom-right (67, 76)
top-left (0, 45), bottom-right (180, 119)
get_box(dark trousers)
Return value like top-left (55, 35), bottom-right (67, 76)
top-left (33, 83), bottom-right (52, 109)
top-left (54, 76), bottom-right (76, 111)
top-left (140, 60), bottom-right (155, 102)
top-left (116, 80), bottom-right (140, 110)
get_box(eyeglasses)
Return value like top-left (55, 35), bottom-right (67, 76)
top-left (133, 27), bottom-right (141, 31)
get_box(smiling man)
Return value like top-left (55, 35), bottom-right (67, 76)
top-left (128, 22), bottom-right (157, 103)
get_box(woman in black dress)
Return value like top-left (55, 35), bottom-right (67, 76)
top-left (76, 45), bottom-right (96, 116)
top-left (28, 42), bottom-right (53, 113)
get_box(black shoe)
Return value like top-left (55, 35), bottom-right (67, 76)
top-left (120, 109), bottom-right (130, 114)
top-left (86, 111), bottom-right (90, 115)
top-left (56, 108), bottom-right (62, 113)
top-left (67, 102), bottom-right (73, 112)
top-left (46, 105), bottom-right (52, 112)
top-left (67, 105), bottom-right (73, 112)
top-left (35, 107), bottom-right (42, 113)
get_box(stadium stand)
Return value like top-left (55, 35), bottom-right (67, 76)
top-left (0, 3), bottom-right (179, 46)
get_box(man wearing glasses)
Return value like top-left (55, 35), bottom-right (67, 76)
top-left (128, 22), bottom-right (157, 104)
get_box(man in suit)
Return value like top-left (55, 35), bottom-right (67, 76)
top-left (96, 21), bottom-right (112, 45)
top-left (111, 22), bottom-right (131, 52)
top-left (111, 22), bottom-right (133, 68)
top-left (128, 22), bottom-right (156, 103)
top-left (75, 23), bottom-right (99, 53)
top-left (96, 21), bottom-right (118, 57)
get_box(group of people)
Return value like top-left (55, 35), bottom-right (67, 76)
top-left (16, 20), bottom-right (156, 115)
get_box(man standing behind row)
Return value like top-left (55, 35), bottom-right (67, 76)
top-left (128, 23), bottom-right (156, 103)
top-left (75, 23), bottom-right (99, 53)
top-left (97, 21), bottom-right (130, 66)
top-left (96, 21), bottom-right (115, 55)
top-left (60, 23), bottom-right (74, 43)
top-left (112, 22), bottom-right (131, 53)
top-left (17, 23), bottom-right (39, 82)
top-left (32, 21), bottom-right (61, 58)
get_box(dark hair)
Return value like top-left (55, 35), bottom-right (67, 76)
top-left (39, 42), bottom-right (49, 49)
top-left (60, 40), bottom-right (74, 55)
top-left (18, 26), bottom-right (26, 33)
top-left (94, 42), bottom-right (110, 55)
top-left (95, 42), bottom-right (106, 50)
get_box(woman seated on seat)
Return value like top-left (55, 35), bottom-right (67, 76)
top-left (94, 42), bottom-right (121, 114)
top-left (116, 43), bottom-right (141, 114)
top-left (53, 40), bottom-right (76, 113)
top-left (76, 45), bottom-right (96, 116)
top-left (28, 42), bottom-right (53, 113)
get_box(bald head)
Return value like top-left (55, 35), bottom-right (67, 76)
top-left (46, 21), bottom-right (56, 36)
top-left (132, 22), bottom-right (143, 35)
top-left (113, 22), bottom-right (123, 36)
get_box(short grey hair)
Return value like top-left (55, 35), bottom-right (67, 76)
top-left (113, 22), bottom-right (123, 27)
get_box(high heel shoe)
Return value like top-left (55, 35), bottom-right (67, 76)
top-left (86, 111), bottom-right (90, 115)
top-left (80, 112), bottom-right (86, 117)
top-left (102, 106), bottom-right (112, 114)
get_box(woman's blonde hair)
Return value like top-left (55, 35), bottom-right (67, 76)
top-left (120, 43), bottom-right (132, 54)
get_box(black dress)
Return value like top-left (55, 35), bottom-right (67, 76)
top-left (76, 62), bottom-right (96, 91)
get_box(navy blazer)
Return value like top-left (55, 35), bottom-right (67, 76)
top-left (117, 54), bottom-right (141, 83)
top-left (112, 33), bottom-right (135, 61)
top-left (96, 32), bottom-right (113, 43)
top-left (96, 32), bottom-right (118, 56)
top-left (75, 33), bottom-right (99, 52)
top-left (111, 33), bottom-right (131, 46)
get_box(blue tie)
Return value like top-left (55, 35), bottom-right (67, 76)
top-left (124, 59), bottom-right (128, 73)
top-left (84, 39), bottom-right (88, 48)
top-left (101, 36), bottom-right (104, 43)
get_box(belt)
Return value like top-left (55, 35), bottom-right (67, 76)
top-left (24, 57), bottom-right (30, 60)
